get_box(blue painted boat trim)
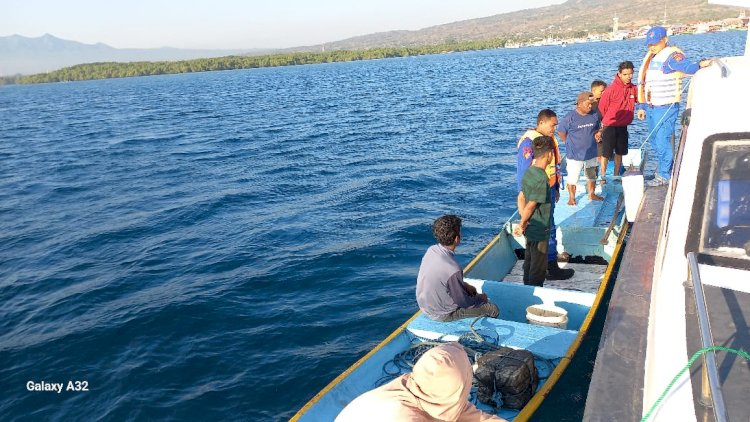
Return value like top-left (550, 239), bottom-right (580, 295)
top-left (407, 312), bottom-right (578, 360)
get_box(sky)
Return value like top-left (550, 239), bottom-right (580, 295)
top-left (2, 0), bottom-right (565, 50)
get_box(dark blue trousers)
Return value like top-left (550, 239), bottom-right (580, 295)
top-left (548, 186), bottom-right (558, 262)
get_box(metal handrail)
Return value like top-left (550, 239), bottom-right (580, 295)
top-left (686, 252), bottom-right (729, 422)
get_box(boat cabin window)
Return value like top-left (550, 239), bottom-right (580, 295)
top-left (687, 134), bottom-right (750, 269)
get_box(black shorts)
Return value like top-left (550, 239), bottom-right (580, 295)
top-left (597, 141), bottom-right (611, 159)
top-left (601, 126), bottom-right (629, 157)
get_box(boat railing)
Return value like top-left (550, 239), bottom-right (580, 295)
top-left (686, 252), bottom-right (729, 422)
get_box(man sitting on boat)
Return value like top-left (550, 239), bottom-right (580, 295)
top-left (335, 342), bottom-right (505, 421)
top-left (416, 215), bottom-right (500, 322)
top-left (516, 109), bottom-right (575, 280)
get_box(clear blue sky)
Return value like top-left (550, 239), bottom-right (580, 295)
top-left (3, 0), bottom-right (564, 49)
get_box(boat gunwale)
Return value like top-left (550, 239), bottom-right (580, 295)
top-left (289, 311), bottom-right (421, 421)
top-left (514, 218), bottom-right (628, 420)
top-left (291, 217), bottom-right (629, 421)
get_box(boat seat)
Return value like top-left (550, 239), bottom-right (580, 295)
top-left (406, 313), bottom-right (577, 360)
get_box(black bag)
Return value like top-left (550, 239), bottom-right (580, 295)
top-left (474, 347), bottom-right (538, 409)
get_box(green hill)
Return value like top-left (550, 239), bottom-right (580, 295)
top-left (292, 0), bottom-right (743, 51)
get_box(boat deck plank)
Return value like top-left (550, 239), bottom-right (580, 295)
top-left (504, 261), bottom-right (606, 293)
top-left (555, 179), bottom-right (621, 229)
top-left (583, 184), bottom-right (666, 421)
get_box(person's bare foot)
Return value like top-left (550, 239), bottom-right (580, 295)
top-left (589, 193), bottom-right (604, 201)
top-left (568, 198), bottom-right (577, 206)
top-left (600, 178), bottom-right (607, 185)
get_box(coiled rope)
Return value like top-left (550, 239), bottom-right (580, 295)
top-left (377, 316), bottom-right (556, 413)
top-left (377, 317), bottom-right (503, 386)
top-left (640, 346), bottom-right (750, 421)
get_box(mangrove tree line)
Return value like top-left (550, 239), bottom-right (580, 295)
top-left (1, 38), bottom-right (509, 85)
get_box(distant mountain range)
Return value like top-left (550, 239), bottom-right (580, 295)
top-left (0, 34), bottom-right (268, 76)
top-left (1, 0), bottom-right (744, 76)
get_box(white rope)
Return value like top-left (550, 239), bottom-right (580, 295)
top-left (502, 209), bottom-right (519, 232)
top-left (638, 79), bottom-right (692, 150)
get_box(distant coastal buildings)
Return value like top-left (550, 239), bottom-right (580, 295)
top-left (505, 11), bottom-right (749, 48)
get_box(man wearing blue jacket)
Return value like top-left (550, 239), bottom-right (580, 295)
top-left (516, 109), bottom-right (574, 280)
top-left (636, 26), bottom-right (712, 187)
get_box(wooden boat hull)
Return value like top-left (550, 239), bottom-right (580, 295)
top-left (292, 212), bottom-right (629, 421)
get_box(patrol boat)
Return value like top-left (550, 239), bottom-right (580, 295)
top-left (585, 10), bottom-right (750, 421)
top-left (291, 145), bottom-right (642, 420)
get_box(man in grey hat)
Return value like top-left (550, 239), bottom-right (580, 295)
top-left (558, 91), bottom-right (603, 206)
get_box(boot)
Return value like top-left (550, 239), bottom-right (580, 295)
top-left (547, 260), bottom-right (574, 280)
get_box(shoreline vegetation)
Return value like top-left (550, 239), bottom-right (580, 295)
top-left (0, 38), bottom-right (509, 86)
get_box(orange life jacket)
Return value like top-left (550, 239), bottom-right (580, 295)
top-left (637, 46), bottom-right (685, 106)
top-left (517, 129), bottom-right (561, 187)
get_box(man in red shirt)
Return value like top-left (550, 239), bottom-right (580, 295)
top-left (598, 61), bottom-right (637, 181)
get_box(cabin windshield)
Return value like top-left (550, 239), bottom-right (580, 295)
top-left (699, 141), bottom-right (750, 260)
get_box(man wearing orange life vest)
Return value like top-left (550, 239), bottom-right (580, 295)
top-left (636, 26), bottom-right (712, 187)
top-left (516, 109), bottom-right (574, 281)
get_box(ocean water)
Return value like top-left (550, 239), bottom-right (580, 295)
top-left (0, 31), bottom-right (745, 421)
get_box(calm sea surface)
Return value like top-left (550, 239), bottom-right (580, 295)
top-left (0, 32), bottom-right (745, 421)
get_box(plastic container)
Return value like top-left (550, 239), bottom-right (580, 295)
top-left (526, 304), bottom-right (568, 329)
top-left (621, 148), bottom-right (643, 169)
top-left (622, 169), bottom-right (644, 223)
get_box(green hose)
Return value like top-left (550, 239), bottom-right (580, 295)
top-left (641, 346), bottom-right (750, 421)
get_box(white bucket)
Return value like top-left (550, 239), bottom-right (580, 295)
top-left (622, 170), bottom-right (644, 223)
top-left (526, 304), bottom-right (568, 329)
top-left (621, 148), bottom-right (643, 169)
